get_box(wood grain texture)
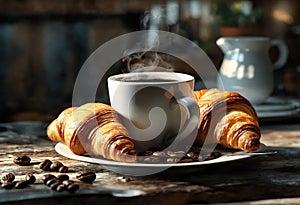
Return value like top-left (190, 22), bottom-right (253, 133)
top-left (0, 123), bottom-right (300, 204)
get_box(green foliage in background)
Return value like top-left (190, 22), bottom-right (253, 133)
top-left (215, 0), bottom-right (261, 27)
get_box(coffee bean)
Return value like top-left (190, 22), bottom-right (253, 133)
top-left (166, 157), bottom-right (180, 164)
top-left (25, 173), bottom-right (36, 184)
top-left (76, 170), bottom-right (96, 183)
top-left (179, 158), bottom-right (194, 163)
top-left (67, 183), bottom-right (80, 193)
top-left (62, 180), bottom-right (74, 187)
top-left (186, 151), bottom-right (199, 161)
top-left (204, 152), bottom-right (222, 161)
top-left (57, 174), bottom-right (69, 182)
top-left (143, 156), bottom-right (161, 163)
top-left (137, 150), bottom-right (153, 156)
top-left (56, 184), bottom-right (67, 192)
top-left (152, 151), bottom-right (166, 157)
top-left (39, 159), bottom-right (52, 171)
top-left (41, 174), bottom-right (56, 184)
top-left (46, 178), bottom-right (59, 187)
top-left (1, 173), bottom-right (15, 183)
top-left (136, 147), bottom-right (221, 164)
top-left (1, 181), bottom-right (14, 189)
top-left (14, 180), bottom-right (28, 189)
top-left (58, 165), bottom-right (69, 173)
top-left (50, 161), bottom-right (63, 171)
top-left (50, 181), bottom-right (62, 190)
top-left (13, 155), bottom-right (31, 166)
top-left (167, 150), bottom-right (185, 158)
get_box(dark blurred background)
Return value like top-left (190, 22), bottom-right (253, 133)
top-left (0, 0), bottom-right (300, 122)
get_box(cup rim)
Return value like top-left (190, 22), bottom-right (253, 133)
top-left (218, 36), bottom-right (270, 42)
top-left (107, 72), bottom-right (194, 84)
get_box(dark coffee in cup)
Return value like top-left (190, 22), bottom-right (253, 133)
top-left (116, 75), bottom-right (179, 83)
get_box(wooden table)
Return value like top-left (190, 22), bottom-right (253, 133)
top-left (0, 122), bottom-right (300, 204)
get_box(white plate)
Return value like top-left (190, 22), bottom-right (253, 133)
top-left (256, 109), bottom-right (300, 118)
top-left (253, 96), bottom-right (300, 119)
top-left (254, 103), bottom-right (296, 112)
top-left (55, 143), bottom-right (271, 176)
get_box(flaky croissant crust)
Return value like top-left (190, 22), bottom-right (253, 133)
top-left (193, 88), bottom-right (261, 152)
top-left (47, 103), bottom-right (136, 163)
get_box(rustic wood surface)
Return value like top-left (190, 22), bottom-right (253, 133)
top-left (0, 122), bottom-right (300, 204)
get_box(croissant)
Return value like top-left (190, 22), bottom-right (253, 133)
top-left (193, 88), bottom-right (261, 152)
top-left (47, 103), bottom-right (137, 163)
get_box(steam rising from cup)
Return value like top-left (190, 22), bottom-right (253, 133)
top-left (122, 31), bottom-right (174, 73)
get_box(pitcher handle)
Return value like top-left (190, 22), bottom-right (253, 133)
top-left (271, 39), bottom-right (288, 69)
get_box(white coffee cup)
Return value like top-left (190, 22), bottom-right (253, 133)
top-left (107, 72), bottom-right (199, 152)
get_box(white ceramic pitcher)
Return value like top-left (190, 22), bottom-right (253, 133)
top-left (216, 37), bottom-right (288, 104)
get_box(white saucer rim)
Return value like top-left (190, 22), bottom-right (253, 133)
top-left (54, 142), bottom-right (270, 168)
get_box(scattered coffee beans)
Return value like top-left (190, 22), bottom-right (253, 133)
top-left (25, 173), bottom-right (36, 184)
top-left (50, 181), bottom-right (62, 190)
top-left (39, 159), bottom-right (52, 171)
top-left (14, 180), bottom-right (28, 189)
top-left (42, 174), bottom-right (56, 184)
top-left (50, 161), bottom-right (63, 171)
top-left (3, 156), bottom-right (82, 192)
top-left (67, 183), bottom-right (80, 193)
top-left (1, 181), bottom-right (14, 189)
top-left (152, 151), bottom-right (166, 157)
top-left (46, 178), bottom-right (59, 187)
top-left (58, 165), bottom-right (69, 173)
top-left (1, 173), bottom-right (15, 183)
top-left (57, 174), bottom-right (69, 182)
top-left (76, 170), bottom-right (96, 183)
top-left (39, 159), bottom-right (69, 173)
top-left (179, 158), bottom-right (194, 163)
top-left (186, 151), bottom-right (199, 161)
top-left (166, 157), bottom-right (180, 164)
top-left (40, 173), bottom-right (79, 193)
top-left (137, 147), bottom-right (222, 164)
top-left (62, 180), bottom-right (74, 187)
top-left (143, 156), bottom-right (161, 163)
top-left (167, 150), bottom-right (185, 158)
top-left (56, 183), bottom-right (67, 192)
top-left (13, 155), bottom-right (31, 166)
top-left (61, 179), bottom-right (80, 192)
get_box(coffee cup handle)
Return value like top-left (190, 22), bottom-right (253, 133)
top-left (271, 39), bottom-right (288, 69)
top-left (165, 97), bottom-right (200, 145)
